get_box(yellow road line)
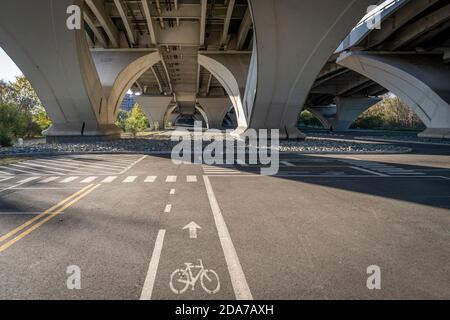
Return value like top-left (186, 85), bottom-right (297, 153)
top-left (0, 184), bottom-right (101, 254)
top-left (0, 184), bottom-right (94, 243)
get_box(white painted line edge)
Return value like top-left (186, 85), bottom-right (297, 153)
top-left (140, 229), bottom-right (166, 300)
top-left (350, 166), bottom-right (389, 177)
top-left (203, 175), bottom-right (253, 300)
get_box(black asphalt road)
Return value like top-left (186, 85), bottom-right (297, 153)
top-left (0, 145), bottom-right (449, 299)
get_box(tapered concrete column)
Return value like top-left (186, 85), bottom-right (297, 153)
top-left (332, 97), bottom-right (381, 131)
top-left (245, 0), bottom-right (376, 139)
top-left (135, 96), bottom-right (173, 129)
top-left (0, 0), bottom-right (122, 140)
top-left (307, 107), bottom-right (334, 130)
top-left (338, 52), bottom-right (450, 138)
top-left (197, 97), bottom-right (232, 129)
top-left (198, 54), bottom-right (250, 132)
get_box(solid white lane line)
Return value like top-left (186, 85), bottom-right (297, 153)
top-left (15, 161), bottom-right (74, 173)
top-left (169, 189), bottom-right (176, 195)
top-left (81, 176), bottom-right (98, 183)
top-left (18, 177), bottom-right (41, 184)
top-left (187, 175), bottom-right (197, 182)
top-left (281, 161), bottom-right (295, 167)
top-left (203, 175), bottom-right (253, 300)
top-left (36, 158), bottom-right (125, 171)
top-left (102, 176), bottom-right (117, 183)
top-left (9, 163), bottom-right (61, 175)
top-left (145, 176), bottom-right (157, 183)
top-left (350, 166), bottom-right (389, 177)
top-left (119, 155), bottom-right (147, 174)
top-left (0, 177), bottom-right (41, 194)
top-left (0, 176), bottom-right (14, 182)
top-left (140, 229), bottom-right (166, 300)
top-left (0, 165), bottom-right (38, 175)
top-left (123, 176), bottom-right (137, 183)
top-left (60, 177), bottom-right (79, 183)
top-left (165, 176), bottom-right (177, 183)
top-left (164, 204), bottom-right (172, 213)
top-left (39, 177), bottom-right (60, 184)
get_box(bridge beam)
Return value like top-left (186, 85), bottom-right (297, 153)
top-left (338, 52), bottom-right (450, 138)
top-left (245, 0), bottom-right (376, 139)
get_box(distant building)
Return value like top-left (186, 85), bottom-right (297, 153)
top-left (121, 94), bottom-right (135, 112)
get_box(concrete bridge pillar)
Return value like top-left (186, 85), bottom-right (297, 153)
top-left (0, 0), bottom-right (121, 141)
top-left (332, 96), bottom-right (381, 131)
top-left (338, 52), bottom-right (450, 138)
top-left (135, 96), bottom-right (173, 130)
top-left (245, 0), bottom-right (377, 139)
top-left (197, 97), bottom-right (232, 129)
top-left (198, 53), bottom-right (251, 133)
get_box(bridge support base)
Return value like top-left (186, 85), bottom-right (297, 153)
top-left (418, 128), bottom-right (450, 139)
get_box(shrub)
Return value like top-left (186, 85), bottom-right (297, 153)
top-left (0, 130), bottom-right (14, 147)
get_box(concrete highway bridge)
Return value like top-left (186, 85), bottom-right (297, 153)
top-left (0, 0), bottom-right (449, 140)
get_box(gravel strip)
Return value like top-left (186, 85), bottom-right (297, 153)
top-left (0, 136), bottom-right (410, 156)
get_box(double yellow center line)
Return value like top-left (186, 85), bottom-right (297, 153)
top-left (0, 184), bottom-right (101, 254)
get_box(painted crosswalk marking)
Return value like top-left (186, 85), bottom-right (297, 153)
top-left (123, 176), bottom-right (137, 183)
top-left (39, 177), bottom-right (60, 184)
top-left (145, 176), bottom-right (157, 183)
top-left (80, 176), bottom-right (98, 183)
top-left (18, 177), bottom-right (40, 184)
top-left (60, 177), bottom-right (78, 183)
top-left (0, 155), bottom-right (145, 176)
top-left (166, 176), bottom-right (177, 183)
top-left (102, 176), bottom-right (117, 183)
top-left (187, 176), bottom-right (197, 183)
top-left (343, 159), bottom-right (424, 176)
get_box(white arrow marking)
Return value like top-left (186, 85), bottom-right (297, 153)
top-left (183, 222), bottom-right (202, 239)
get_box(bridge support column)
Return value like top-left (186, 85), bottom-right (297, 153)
top-left (245, 0), bottom-right (376, 139)
top-left (197, 97), bottom-right (232, 129)
top-left (135, 96), bottom-right (173, 130)
top-left (332, 97), bottom-right (381, 131)
top-left (0, 0), bottom-right (125, 142)
top-left (198, 54), bottom-right (251, 133)
top-left (338, 52), bottom-right (450, 139)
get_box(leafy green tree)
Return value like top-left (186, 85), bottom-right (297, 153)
top-left (33, 106), bottom-right (52, 131)
top-left (0, 76), bottom-right (51, 138)
top-left (0, 103), bottom-right (28, 147)
top-left (124, 104), bottom-right (149, 137)
top-left (299, 110), bottom-right (324, 128)
top-left (115, 110), bottom-right (130, 131)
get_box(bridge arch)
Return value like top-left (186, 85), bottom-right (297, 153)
top-left (338, 52), bottom-right (450, 138)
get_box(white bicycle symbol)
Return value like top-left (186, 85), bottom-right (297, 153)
top-left (170, 259), bottom-right (220, 295)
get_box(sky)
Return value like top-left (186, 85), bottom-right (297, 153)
top-left (0, 47), bottom-right (23, 82)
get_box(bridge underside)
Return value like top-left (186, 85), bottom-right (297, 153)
top-left (1, 0), bottom-right (449, 140)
